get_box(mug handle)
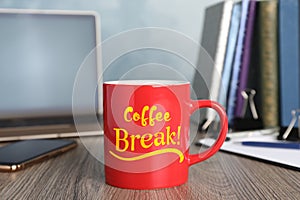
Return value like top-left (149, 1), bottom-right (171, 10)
top-left (188, 100), bottom-right (228, 166)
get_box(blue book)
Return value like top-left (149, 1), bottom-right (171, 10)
top-left (227, 0), bottom-right (250, 125)
top-left (218, 2), bottom-right (242, 109)
top-left (279, 0), bottom-right (300, 128)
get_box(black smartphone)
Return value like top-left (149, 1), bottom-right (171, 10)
top-left (0, 139), bottom-right (77, 172)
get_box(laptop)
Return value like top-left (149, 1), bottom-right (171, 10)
top-left (0, 9), bottom-right (103, 141)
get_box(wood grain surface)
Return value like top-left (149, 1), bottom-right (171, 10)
top-left (1, 134), bottom-right (300, 200)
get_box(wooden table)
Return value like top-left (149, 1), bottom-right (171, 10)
top-left (1, 133), bottom-right (300, 200)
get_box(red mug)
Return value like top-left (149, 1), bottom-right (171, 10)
top-left (103, 80), bottom-right (228, 189)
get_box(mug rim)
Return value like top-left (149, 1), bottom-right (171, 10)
top-left (104, 80), bottom-right (190, 86)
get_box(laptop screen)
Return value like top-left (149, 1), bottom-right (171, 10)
top-left (0, 10), bottom-right (100, 136)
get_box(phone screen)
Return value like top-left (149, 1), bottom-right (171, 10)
top-left (0, 139), bottom-right (76, 171)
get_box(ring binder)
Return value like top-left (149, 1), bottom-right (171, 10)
top-left (281, 109), bottom-right (300, 140)
top-left (199, 88), bottom-right (263, 132)
top-left (241, 89), bottom-right (258, 119)
top-left (232, 88), bottom-right (263, 131)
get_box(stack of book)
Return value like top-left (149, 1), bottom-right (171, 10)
top-left (198, 0), bottom-right (300, 133)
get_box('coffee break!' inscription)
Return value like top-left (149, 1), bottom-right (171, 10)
top-left (123, 105), bottom-right (171, 126)
top-left (109, 105), bottom-right (184, 163)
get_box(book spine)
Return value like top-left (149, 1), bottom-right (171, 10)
top-left (227, 0), bottom-right (250, 125)
top-left (279, 0), bottom-right (300, 127)
top-left (205, 0), bottom-right (233, 125)
top-left (259, 0), bottom-right (279, 128)
top-left (218, 2), bottom-right (242, 109)
top-left (234, 0), bottom-right (257, 118)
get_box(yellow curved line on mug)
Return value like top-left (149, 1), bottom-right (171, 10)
top-left (109, 148), bottom-right (184, 163)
